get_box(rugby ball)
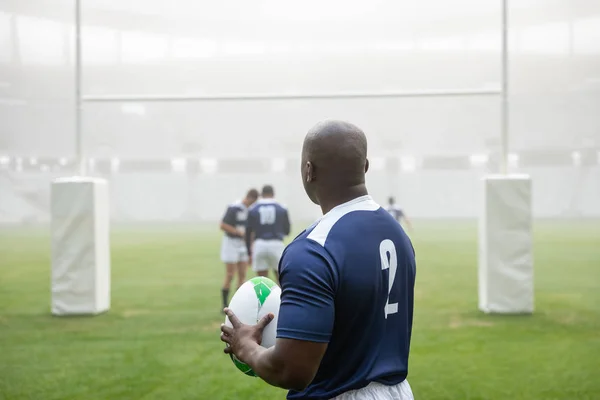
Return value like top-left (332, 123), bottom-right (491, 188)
top-left (224, 276), bottom-right (281, 376)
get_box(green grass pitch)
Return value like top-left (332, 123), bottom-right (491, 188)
top-left (1, 220), bottom-right (599, 399)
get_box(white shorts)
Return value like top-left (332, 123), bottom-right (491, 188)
top-left (332, 380), bottom-right (413, 400)
top-left (252, 239), bottom-right (285, 272)
top-left (220, 236), bottom-right (248, 264)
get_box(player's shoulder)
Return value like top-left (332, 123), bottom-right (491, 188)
top-left (252, 198), bottom-right (287, 210)
top-left (267, 198), bottom-right (288, 209)
top-left (306, 195), bottom-right (381, 247)
top-left (281, 227), bottom-right (334, 272)
top-left (283, 219), bottom-right (324, 252)
top-left (227, 200), bottom-right (244, 210)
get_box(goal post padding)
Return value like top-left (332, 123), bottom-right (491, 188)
top-left (478, 175), bottom-right (534, 314)
top-left (51, 177), bottom-right (110, 316)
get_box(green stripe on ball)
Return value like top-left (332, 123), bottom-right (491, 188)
top-left (230, 354), bottom-right (257, 377)
top-left (250, 276), bottom-right (276, 306)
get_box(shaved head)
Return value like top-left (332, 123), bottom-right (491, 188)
top-left (301, 120), bottom-right (369, 210)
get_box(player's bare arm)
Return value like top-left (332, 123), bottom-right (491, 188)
top-left (220, 222), bottom-right (243, 237)
top-left (220, 308), bottom-right (327, 391)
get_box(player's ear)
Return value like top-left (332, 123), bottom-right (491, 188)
top-left (364, 158), bottom-right (369, 173)
top-left (306, 161), bottom-right (314, 182)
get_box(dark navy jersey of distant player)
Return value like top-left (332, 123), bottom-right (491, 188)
top-left (221, 202), bottom-right (248, 238)
top-left (247, 199), bottom-right (291, 241)
top-left (386, 205), bottom-right (404, 222)
top-left (276, 195), bottom-right (416, 400)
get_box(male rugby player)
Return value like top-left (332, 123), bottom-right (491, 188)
top-left (219, 188), bottom-right (259, 311)
top-left (245, 185), bottom-right (291, 284)
top-left (221, 121), bottom-right (416, 399)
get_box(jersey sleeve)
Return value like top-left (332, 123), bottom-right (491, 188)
top-left (221, 206), bottom-right (236, 226)
top-left (276, 241), bottom-right (336, 343)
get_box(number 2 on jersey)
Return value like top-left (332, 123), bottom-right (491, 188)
top-left (380, 239), bottom-right (398, 318)
top-left (258, 205), bottom-right (276, 225)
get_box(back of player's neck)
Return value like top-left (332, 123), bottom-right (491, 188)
top-left (319, 184), bottom-right (368, 214)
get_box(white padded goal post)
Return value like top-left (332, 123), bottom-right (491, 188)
top-left (478, 174), bottom-right (534, 314)
top-left (51, 177), bottom-right (110, 315)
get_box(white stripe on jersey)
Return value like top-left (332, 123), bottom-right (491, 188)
top-left (307, 195), bottom-right (380, 247)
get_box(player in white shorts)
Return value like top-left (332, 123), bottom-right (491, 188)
top-left (219, 188), bottom-right (258, 311)
top-left (245, 185), bottom-right (291, 284)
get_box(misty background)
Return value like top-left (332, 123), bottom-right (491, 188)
top-left (1, 0), bottom-right (599, 223)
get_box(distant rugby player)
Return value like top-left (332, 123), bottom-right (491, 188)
top-left (245, 185), bottom-right (291, 284)
top-left (387, 196), bottom-right (413, 231)
top-left (219, 189), bottom-right (259, 311)
top-left (222, 121), bottom-right (416, 399)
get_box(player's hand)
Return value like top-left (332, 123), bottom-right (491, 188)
top-left (220, 308), bottom-right (274, 364)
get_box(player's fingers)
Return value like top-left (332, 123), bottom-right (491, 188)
top-left (220, 332), bottom-right (232, 344)
top-left (220, 323), bottom-right (233, 335)
top-left (224, 308), bottom-right (242, 327)
top-left (257, 313), bottom-right (274, 329)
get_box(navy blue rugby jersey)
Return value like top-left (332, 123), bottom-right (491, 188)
top-left (247, 199), bottom-right (291, 241)
top-left (276, 195), bottom-right (416, 400)
top-left (221, 201), bottom-right (248, 238)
